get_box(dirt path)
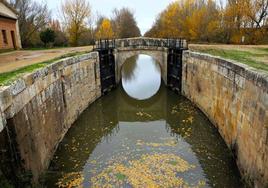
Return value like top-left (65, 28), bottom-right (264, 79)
top-left (0, 46), bottom-right (93, 73)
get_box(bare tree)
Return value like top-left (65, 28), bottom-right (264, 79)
top-left (9, 0), bottom-right (51, 47)
top-left (111, 8), bottom-right (141, 38)
top-left (246, 0), bottom-right (268, 28)
top-left (60, 0), bottom-right (91, 46)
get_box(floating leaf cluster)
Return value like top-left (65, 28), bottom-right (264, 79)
top-left (56, 172), bottom-right (84, 188)
top-left (136, 139), bottom-right (177, 147)
top-left (91, 153), bottom-right (197, 187)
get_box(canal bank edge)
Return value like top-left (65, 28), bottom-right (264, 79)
top-left (0, 52), bottom-right (101, 183)
top-left (0, 45), bottom-right (267, 187)
top-left (182, 51), bottom-right (268, 187)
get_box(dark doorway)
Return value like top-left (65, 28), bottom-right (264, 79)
top-left (10, 31), bottom-right (16, 49)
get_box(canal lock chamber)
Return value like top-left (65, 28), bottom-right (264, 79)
top-left (42, 53), bottom-right (244, 187)
top-left (2, 38), bottom-right (266, 187)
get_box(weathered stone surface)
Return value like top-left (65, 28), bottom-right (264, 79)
top-left (1, 37), bottom-right (266, 187)
top-left (183, 51), bottom-right (268, 188)
top-left (10, 79), bottom-right (26, 96)
top-left (0, 52), bottom-right (101, 183)
top-left (0, 110), bottom-right (5, 132)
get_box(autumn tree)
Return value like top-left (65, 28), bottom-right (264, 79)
top-left (248, 0), bottom-right (268, 28)
top-left (95, 18), bottom-right (115, 39)
top-left (145, 0), bottom-right (221, 42)
top-left (60, 0), bottom-right (91, 46)
top-left (221, 0), bottom-right (268, 43)
top-left (111, 8), bottom-right (141, 38)
top-left (221, 0), bottom-right (249, 43)
top-left (245, 0), bottom-right (268, 43)
top-left (9, 0), bottom-right (51, 47)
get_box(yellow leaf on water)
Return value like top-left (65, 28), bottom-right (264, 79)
top-left (187, 116), bottom-right (194, 124)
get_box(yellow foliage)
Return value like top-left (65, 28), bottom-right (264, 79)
top-left (230, 32), bottom-right (243, 44)
top-left (91, 153), bottom-right (196, 187)
top-left (61, 0), bottom-right (91, 46)
top-left (145, 0), bottom-right (221, 42)
top-left (145, 0), bottom-right (268, 44)
top-left (95, 19), bottom-right (115, 39)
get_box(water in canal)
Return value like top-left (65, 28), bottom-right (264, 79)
top-left (44, 55), bottom-right (244, 187)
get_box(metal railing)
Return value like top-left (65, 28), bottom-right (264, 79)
top-left (94, 38), bottom-right (188, 50)
top-left (94, 39), bottom-right (116, 50)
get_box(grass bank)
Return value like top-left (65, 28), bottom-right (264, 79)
top-left (0, 51), bottom-right (89, 86)
top-left (190, 45), bottom-right (268, 72)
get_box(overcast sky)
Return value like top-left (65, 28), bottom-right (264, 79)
top-left (44, 0), bottom-right (227, 35)
top-left (44, 0), bottom-right (176, 34)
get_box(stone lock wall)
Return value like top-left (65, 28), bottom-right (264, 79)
top-left (0, 52), bottom-right (101, 182)
top-left (0, 37), bottom-right (267, 187)
top-left (182, 51), bottom-right (268, 187)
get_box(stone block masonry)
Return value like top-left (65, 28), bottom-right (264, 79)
top-left (0, 37), bottom-right (267, 187)
top-left (0, 52), bottom-right (101, 183)
top-left (182, 51), bottom-right (268, 188)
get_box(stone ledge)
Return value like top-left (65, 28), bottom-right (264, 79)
top-left (116, 46), bottom-right (168, 52)
top-left (96, 37), bottom-right (188, 50)
top-left (183, 50), bottom-right (268, 187)
top-left (184, 51), bottom-right (268, 92)
top-left (0, 52), bottom-right (99, 132)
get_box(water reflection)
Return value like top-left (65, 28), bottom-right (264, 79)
top-left (121, 55), bottom-right (161, 100)
top-left (44, 55), bottom-right (243, 187)
top-left (44, 84), bottom-right (243, 188)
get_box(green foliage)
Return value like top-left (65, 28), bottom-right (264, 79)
top-left (40, 28), bottom-right (56, 47)
top-left (0, 173), bottom-right (13, 188)
top-left (168, 160), bottom-right (179, 166)
top-left (115, 173), bottom-right (126, 180)
top-left (9, 0), bottom-right (51, 48)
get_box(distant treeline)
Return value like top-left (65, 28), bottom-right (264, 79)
top-left (7, 0), bottom-right (268, 47)
top-left (144, 0), bottom-right (268, 44)
top-left (8, 0), bottom-right (141, 48)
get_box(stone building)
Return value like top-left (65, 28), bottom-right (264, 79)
top-left (0, 0), bottom-right (21, 50)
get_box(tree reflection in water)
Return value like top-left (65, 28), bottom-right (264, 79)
top-left (121, 55), bottom-right (138, 82)
top-left (121, 55), bottom-right (161, 100)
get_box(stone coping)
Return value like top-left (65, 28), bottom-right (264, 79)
top-left (185, 51), bottom-right (268, 92)
top-left (115, 46), bottom-right (168, 51)
top-left (95, 37), bottom-right (188, 50)
top-left (0, 52), bottom-right (99, 131)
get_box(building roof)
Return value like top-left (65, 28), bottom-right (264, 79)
top-left (0, 0), bottom-right (18, 16)
top-left (0, 11), bottom-right (16, 20)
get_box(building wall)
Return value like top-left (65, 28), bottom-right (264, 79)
top-left (0, 2), bottom-right (21, 49)
top-left (182, 51), bottom-right (268, 188)
top-left (0, 17), bottom-right (19, 49)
